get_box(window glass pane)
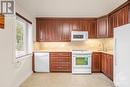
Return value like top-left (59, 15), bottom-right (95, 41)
top-left (16, 19), bottom-right (26, 57)
top-left (16, 15), bottom-right (32, 58)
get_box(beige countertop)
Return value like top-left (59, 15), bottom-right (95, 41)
top-left (33, 50), bottom-right (113, 55)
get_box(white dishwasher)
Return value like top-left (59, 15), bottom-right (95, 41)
top-left (34, 52), bottom-right (50, 72)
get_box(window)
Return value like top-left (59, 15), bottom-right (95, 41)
top-left (16, 15), bottom-right (32, 58)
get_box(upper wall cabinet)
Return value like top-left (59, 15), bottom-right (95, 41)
top-left (109, 5), bottom-right (129, 29)
top-left (108, 3), bottom-right (130, 37)
top-left (96, 2), bottom-right (130, 38)
top-left (36, 18), bottom-right (97, 42)
top-left (97, 16), bottom-right (109, 38)
top-left (83, 20), bottom-right (97, 38)
top-left (36, 19), bottom-right (71, 42)
top-left (0, 15), bottom-right (4, 29)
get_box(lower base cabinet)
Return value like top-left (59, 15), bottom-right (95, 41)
top-left (92, 52), bottom-right (113, 80)
top-left (101, 53), bottom-right (113, 80)
top-left (33, 52), bottom-right (113, 80)
top-left (50, 52), bottom-right (72, 72)
top-left (92, 52), bottom-right (101, 73)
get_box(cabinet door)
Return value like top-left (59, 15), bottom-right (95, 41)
top-left (101, 53), bottom-right (107, 74)
top-left (62, 21), bottom-right (71, 42)
top-left (44, 21), bottom-right (54, 41)
top-left (89, 21), bottom-right (97, 38)
top-left (83, 21), bottom-right (97, 38)
top-left (36, 20), bottom-right (46, 41)
top-left (97, 16), bottom-right (108, 38)
top-left (53, 21), bottom-right (62, 41)
top-left (102, 53), bottom-right (113, 80)
top-left (106, 54), bottom-right (113, 80)
top-left (92, 52), bottom-right (101, 72)
top-left (0, 15), bottom-right (4, 29)
top-left (71, 20), bottom-right (80, 31)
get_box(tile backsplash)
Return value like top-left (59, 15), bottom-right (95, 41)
top-left (101, 38), bottom-right (113, 51)
top-left (34, 38), bottom-right (113, 52)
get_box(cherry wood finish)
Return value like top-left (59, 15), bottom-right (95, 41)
top-left (92, 52), bottom-right (101, 73)
top-left (36, 1), bottom-right (130, 40)
top-left (106, 54), bottom-right (113, 80)
top-left (108, 3), bottom-right (130, 37)
top-left (101, 53), bottom-right (113, 80)
top-left (50, 52), bottom-right (72, 72)
top-left (0, 15), bottom-right (4, 29)
top-left (101, 53), bottom-right (107, 74)
top-left (97, 16), bottom-right (108, 38)
top-left (36, 18), bottom-right (97, 42)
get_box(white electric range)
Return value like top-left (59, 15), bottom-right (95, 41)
top-left (72, 50), bottom-right (92, 74)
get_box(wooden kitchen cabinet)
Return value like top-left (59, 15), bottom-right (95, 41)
top-left (36, 19), bottom-right (65, 42)
top-left (36, 19), bottom-right (72, 42)
top-left (92, 52), bottom-right (101, 73)
top-left (101, 53), bottom-right (107, 74)
top-left (106, 54), bottom-right (113, 80)
top-left (108, 4), bottom-right (129, 37)
top-left (97, 16), bottom-right (108, 38)
top-left (87, 21), bottom-right (97, 38)
top-left (36, 18), bottom-right (97, 42)
top-left (101, 53), bottom-right (113, 80)
top-left (0, 15), bottom-right (4, 29)
top-left (50, 52), bottom-right (72, 72)
top-left (71, 20), bottom-right (81, 31)
top-left (62, 21), bottom-right (72, 42)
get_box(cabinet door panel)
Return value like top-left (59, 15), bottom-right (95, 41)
top-left (62, 21), bottom-right (71, 41)
top-left (72, 21), bottom-right (80, 31)
top-left (0, 15), bottom-right (4, 29)
top-left (92, 52), bottom-right (101, 72)
top-left (101, 53), bottom-right (113, 80)
top-left (107, 54), bottom-right (113, 80)
top-left (97, 17), bottom-right (108, 38)
top-left (83, 21), bottom-right (97, 38)
top-left (101, 53), bottom-right (107, 74)
top-left (89, 21), bottom-right (97, 38)
top-left (36, 21), bottom-right (46, 41)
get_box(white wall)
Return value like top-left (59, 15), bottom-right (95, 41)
top-left (0, 1), bottom-right (34, 87)
top-left (0, 15), bottom-right (16, 87)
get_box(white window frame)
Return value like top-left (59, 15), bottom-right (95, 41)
top-left (16, 15), bottom-right (32, 58)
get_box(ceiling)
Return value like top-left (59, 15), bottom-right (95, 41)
top-left (16, 0), bottom-right (127, 17)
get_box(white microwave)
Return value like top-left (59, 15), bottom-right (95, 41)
top-left (71, 31), bottom-right (88, 41)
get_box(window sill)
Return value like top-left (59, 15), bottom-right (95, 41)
top-left (16, 53), bottom-right (32, 60)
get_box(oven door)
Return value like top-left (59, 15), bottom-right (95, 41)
top-left (72, 54), bottom-right (91, 68)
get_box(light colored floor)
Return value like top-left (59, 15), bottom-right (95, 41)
top-left (20, 73), bottom-right (115, 87)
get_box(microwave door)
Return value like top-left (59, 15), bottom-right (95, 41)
top-left (71, 31), bottom-right (88, 41)
top-left (72, 34), bottom-right (85, 41)
top-left (73, 35), bottom-right (84, 39)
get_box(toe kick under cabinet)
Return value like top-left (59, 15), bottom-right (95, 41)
top-left (50, 52), bottom-right (72, 72)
